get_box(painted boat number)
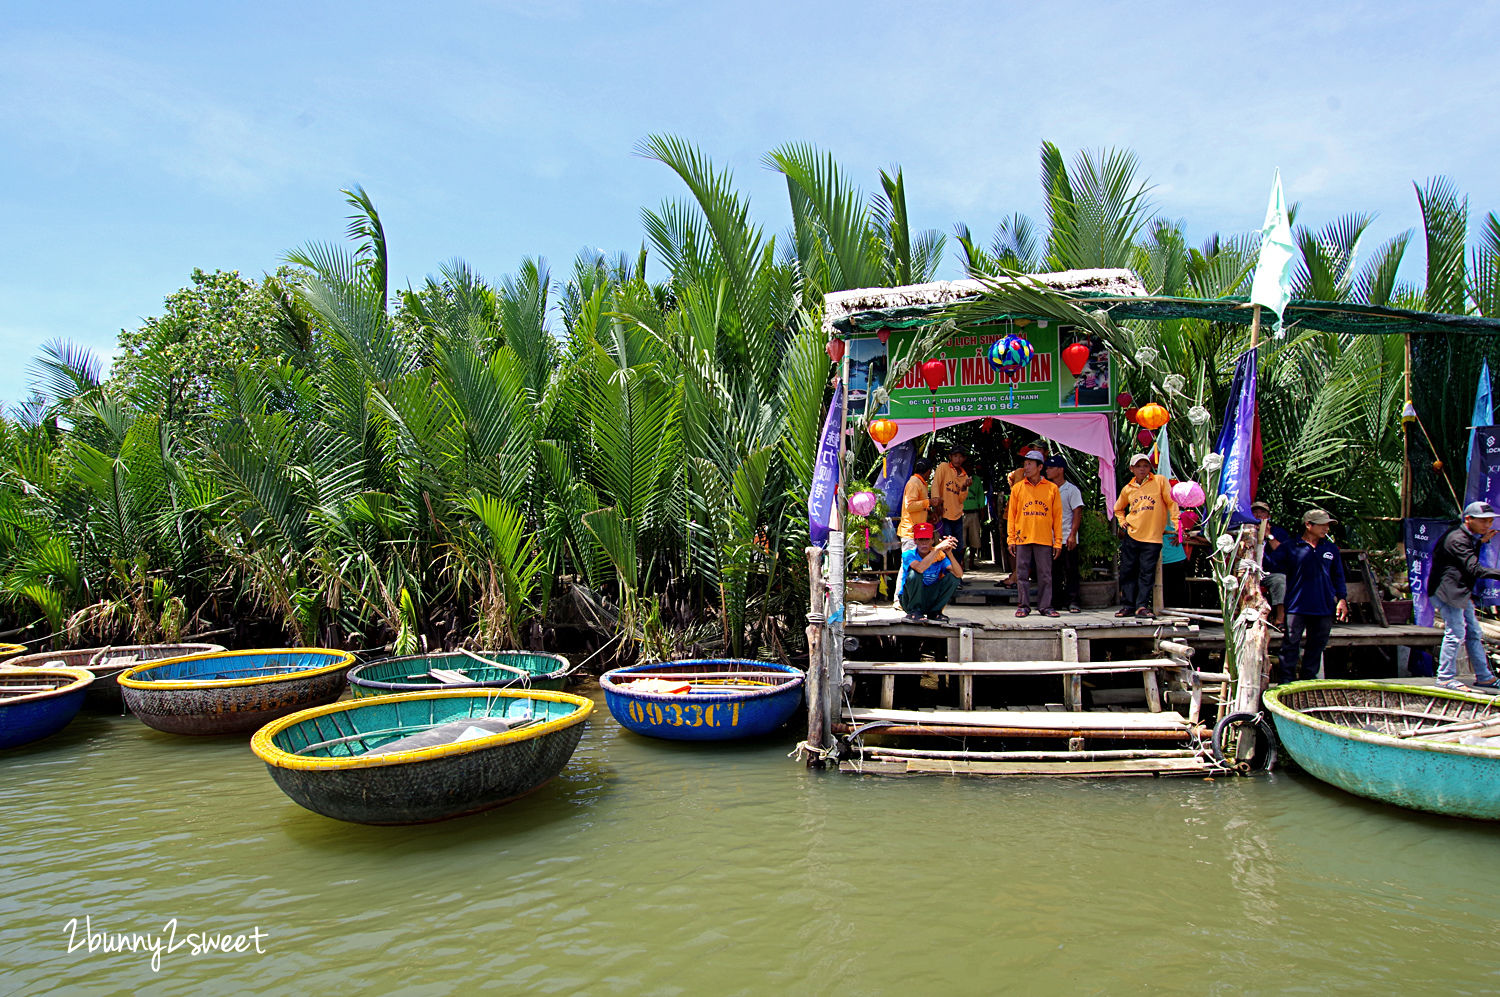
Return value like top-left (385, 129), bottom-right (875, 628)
top-left (626, 700), bottom-right (741, 728)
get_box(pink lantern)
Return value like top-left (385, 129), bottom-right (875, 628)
top-left (849, 491), bottom-right (878, 517)
top-left (1170, 480), bottom-right (1206, 508)
top-left (1180, 509), bottom-right (1201, 531)
top-left (1136, 428), bottom-right (1155, 446)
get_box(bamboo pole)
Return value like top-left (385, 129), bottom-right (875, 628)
top-left (803, 546), bottom-right (826, 763)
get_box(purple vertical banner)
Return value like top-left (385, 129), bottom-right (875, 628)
top-left (876, 440), bottom-right (914, 518)
top-left (807, 384), bottom-right (844, 547)
top-left (1405, 517), bottom-right (1451, 626)
top-left (1215, 347), bottom-right (1259, 526)
top-left (1465, 426), bottom-right (1500, 605)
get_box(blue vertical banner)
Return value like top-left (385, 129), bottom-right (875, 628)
top-left (1465, 425), bottom-right (1500, 605)
top-left (1468, 360), bottom-right (1492, 476)
top-left (1215, 346), bottom-right (1259, 526)
top-left (807, 384), bottom-right (844, 547)
top-left (1405, 517), bottom-right (1452, 627)
top-left (875, 440), bottom-right (914, 518)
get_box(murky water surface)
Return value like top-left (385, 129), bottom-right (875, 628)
top-left (3, 691), bottom-right (1497, 995)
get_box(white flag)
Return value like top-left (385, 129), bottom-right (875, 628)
top-left (1249, 169), bottom-right (1295, 335)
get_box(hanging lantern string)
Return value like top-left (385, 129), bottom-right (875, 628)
top-left (1411, 407), bottom-right (1464, 515)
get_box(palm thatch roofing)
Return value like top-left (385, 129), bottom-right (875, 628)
top-left (825, 270), bottom-right (1500, 338)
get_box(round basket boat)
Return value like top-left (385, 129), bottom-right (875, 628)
top-left (600, 659), bottom-right (805, 741)
top-left (7, 644), bottom-right (227, 712)
top-left (1, 667), bottom-right (94, 750)
top-left (119, 648), bottom-right (353, 736)
top-left (348, 650), bottom-right (570, 698)
top-left (1265, 680), bottom-right (1500, 820)
top-left (251, 689), bottom-right (593, 825)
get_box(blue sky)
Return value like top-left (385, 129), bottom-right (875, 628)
top-left (3, 0), bottom-right (1498, 405)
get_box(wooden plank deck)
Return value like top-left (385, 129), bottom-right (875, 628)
top-left (845, 707), bottom-right (1190, 731)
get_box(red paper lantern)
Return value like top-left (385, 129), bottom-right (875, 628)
top-left (1061, 342), bottom-right (1091, 377)
top-left (826, 338), bottom-right (846, 363)
top-left (1136, 428), bottom-right (1155, 446)
top-left (919, 359), bottom-right (947, 393)
top-left (1116, 391), bottom-right (1133, 408)
top-left (1123, 406), bottom-right (1140, 424)
top-left (877, 328), bottom-right (891, 345)
top-left (981, 417), bottom-right (995, 433)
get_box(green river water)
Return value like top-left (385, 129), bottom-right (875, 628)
top-left (3, 690), bottom-right (1497, 996)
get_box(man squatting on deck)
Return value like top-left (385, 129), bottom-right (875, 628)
top-left (1112, 453), bottom-right (1179, 620)
top-left (1007, 449), bottom-right (1063, 618)
top-left (1276, 509), bottom-right (1349, 684)
top-left (900, 522), bottom-right (963, 623)
top-left (1429, 501), bottom-right (1500, 691)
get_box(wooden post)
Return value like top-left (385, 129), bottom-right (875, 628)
top-left (803, 547), bottom-right (827, 763)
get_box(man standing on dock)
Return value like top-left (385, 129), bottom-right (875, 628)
top-left (932, 446), bottom-right (972, 562)
top-left (1277, 509), bottom-right (1350, 684)
top-left (1045, 455), bottom-right (1084, 613)
top-left (1112, 453), bottom-right (1179, 620)
top-left (900, 522), bottom-right (963, 623)
top-left (1007, 449), bottom-right (1063, 618)
top-left (1429, 501), bottom-right (1500, 690)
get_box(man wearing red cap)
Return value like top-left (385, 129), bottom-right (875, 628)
top-left (899, 522), bottom-right (963, 623)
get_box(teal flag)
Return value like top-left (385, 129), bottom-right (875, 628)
top-left (1250, 169), bottom-right (1295, 335)
top-left (1468, 359), bottom-right (1492, 480)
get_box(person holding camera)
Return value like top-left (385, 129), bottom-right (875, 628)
top-left (899, 522), bottom-right (964, 624)
top-left (1430, 501), bottom-right (1500, 690)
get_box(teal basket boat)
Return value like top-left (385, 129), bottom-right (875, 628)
top-left (1264, 680), bottom-right (1500, 820)
top-left (119, 648), bottom-right (353, 736)
top-left (347, 650), bottom-right (570, 698)
top-left (251, 689), bottom-right (593, 824)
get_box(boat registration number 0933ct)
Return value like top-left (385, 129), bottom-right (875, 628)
top-left (626, 700), bottom-right (742, 728)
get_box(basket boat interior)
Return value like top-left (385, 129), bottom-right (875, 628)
top-left (352, 652), bottom-right (568, 687)
top-left (1278, 685), bottom-right (1500, 737)
top-left (0, 670), bottom-right (81, 700)
top-left (130, 650), bottom-right (348, 683)
top-left (270, 694), bottom-right (583, 760)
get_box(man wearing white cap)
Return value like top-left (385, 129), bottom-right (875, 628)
top-left (1006, 449), bottom-right (1063, 617)
top-left (1111, 452), bottom-right (1179, 620)
top-left (1429, 500), bottom-right (1500, 690)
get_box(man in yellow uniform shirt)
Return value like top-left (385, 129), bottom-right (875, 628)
top-left (931, 446), bottom-right (972, 561)
top-left (1112, 452), bottom-right (1180, 620)
top-left (1007, 449), bottom-right (1063, 617)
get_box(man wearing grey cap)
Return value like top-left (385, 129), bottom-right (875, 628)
top-left (1428, 501), bottom-right (1500, 690)
top-left (1277, 509), bottom-right (1349, 684)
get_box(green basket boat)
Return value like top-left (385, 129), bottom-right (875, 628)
top-left (251, 689), bottom-right (593, 825)
top-left (347, 650), bottom-right (571, 698)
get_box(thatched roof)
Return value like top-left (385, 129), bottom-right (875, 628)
top-left (821, 269), bottom-right (1149, 335)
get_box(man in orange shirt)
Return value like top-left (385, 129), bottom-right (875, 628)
top-left (1112, 453), bottom-right (1181, 620)
top-left (1007, 449), bottom-right (1063, 618)
top-left (931, 446), bottom-right (972, 560)
top-left (895, 459), bottom-right (935, 607)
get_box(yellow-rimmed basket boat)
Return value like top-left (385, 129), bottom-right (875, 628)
top-left (251, 689), bottom-right (592, 824)
top-left (0, 642), bottom-right (27, 664)
top-left (1, 667), bottom-right (94, 749)
top-left (8, 643), bottom-right (226, 713)
top-left (119, 648), bottom-right (352, 736)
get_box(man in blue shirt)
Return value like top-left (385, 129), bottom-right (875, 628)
top-left (1277, 509), bottom-right (1349, 683)
top-left (900, 522), bottom-right (964, 624)
top-left (1253, 500), bottom-right (1294, 626)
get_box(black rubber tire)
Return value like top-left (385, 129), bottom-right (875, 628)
top-left (1211, 711), bottom-right (1280, 772)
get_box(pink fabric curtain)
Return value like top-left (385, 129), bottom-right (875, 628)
top-left (883, 414), bottom-right (1117, 512)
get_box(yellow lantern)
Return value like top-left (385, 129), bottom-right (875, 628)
top-left (1136, 402), bottom-right (1171, 431)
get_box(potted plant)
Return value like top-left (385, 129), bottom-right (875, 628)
top-left (844, 483), bottom-right (890, 603)
top-left (1368, 545), bottom-right (1414, 624)
top-left (1076, 508), bottom-right (1119, 607)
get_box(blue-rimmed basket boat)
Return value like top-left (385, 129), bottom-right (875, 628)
top-left (0, 667), bottom-right (94, 749)
top-left (7, 643), bottom-right (226, 713)
top-left (119, 648), bottom-right (353, 736)
top-left (348, 650), bottom-right (570, 698)
top-left (1264, 680), bottom-right (1500, 820)
top-left (251, 689), bottom-right (593, 824)
top-left (600, 659), bottom-right (805, 741)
